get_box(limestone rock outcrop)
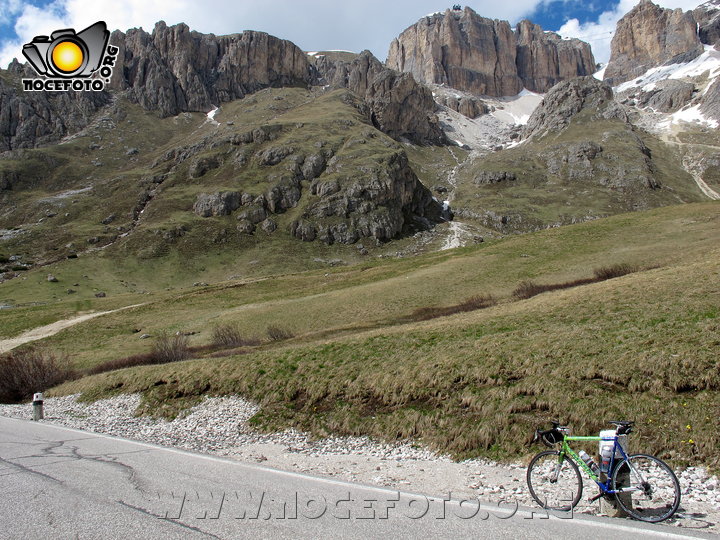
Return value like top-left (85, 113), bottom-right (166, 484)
top-left (700, 77), bottom-right (720, 122)
top-left (0, 60), bottom-right (109, 151)
top-left (109, 22), bottom-right (312, 117)
top-left (515, 20), bottom-right (598, 93)
top-left (313, 51), bottom-right (445, 144)
top-left (634, 80), bottom-right (696, 113)
top-left (291, 150), bottom-right (442, 244)
top-left (522, 77), bottom-right (627, 140)
top-left (386, 7), bottom-right (595, 97)
top-left (695, 0), bottom-right (720, 47)
top-left (604, 0), bottom-right (704, 85)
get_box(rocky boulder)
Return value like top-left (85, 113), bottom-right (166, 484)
top-left (604, 0), bottom-right (704, 85)
top-left (188, 156), bottom-right (221, 178)
top-left (387, 7), bottom-right (595, 97)
top-left (193, 191), bottom-right (241, 217)
top-left (436, 95), bottom-right (488, 118)
top-left (474, 171), bottom-right (517, 184)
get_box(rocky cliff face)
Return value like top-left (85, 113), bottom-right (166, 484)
top-left (386, 7), bottom-right (595, 97)
top-left (313, 51), bottom-right (445, 144)
top-left (2, 23), bottom-right (444, 150)
top-left (109, 22), bottom-right (312, 117)
top-left (604, 0), bottom-right (705, 85)
top-left (291, 149), bottom-right (442, 244)
top-left (695, 0), bottom-right (720, 47)
top-left (0, 60), bottom-right (110, 151)
top-left (700, 77), bottom-right (720, 122)
top-left (516, 20), bottom-right (597, 93)
top-left (0, 23), bottom-right (312, 150)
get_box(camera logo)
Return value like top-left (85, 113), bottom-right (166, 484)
top-left (22, 21), bottom-right (118, 92)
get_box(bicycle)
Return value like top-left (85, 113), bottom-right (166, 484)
top-left (526, 420), bottom-right (681, 523)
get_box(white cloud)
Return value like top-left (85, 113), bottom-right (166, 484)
top-left (0, 0), bottom-right (710, 69)
top-left (0, 0), bottom-right (23, 26)
top-left (558, 0), bottom-right (706, 66)
top-left (1, 0), bottom-right (557, 68)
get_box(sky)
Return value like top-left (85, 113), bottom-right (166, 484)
top-left (0, 0), bottom-right (707, 70)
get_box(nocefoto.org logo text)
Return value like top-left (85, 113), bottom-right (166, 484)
top-left (22, 21), bottom-right (118, 92)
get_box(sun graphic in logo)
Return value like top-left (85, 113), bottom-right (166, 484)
top-left (51, 40), bottom-right (85, 73)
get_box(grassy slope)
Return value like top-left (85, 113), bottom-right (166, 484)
top-left (47, 201), bottom-right (720, 468)
top-left (2, 87), bottom-right (461, 318)
top-left (1, 200), bottom-right (716, 365)
top-left (452, 114), bottom-right (705, 231)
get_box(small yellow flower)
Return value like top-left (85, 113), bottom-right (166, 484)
top-left (688, 439), bottom-right (695, 445)
top-left (686, 424), bottom-right (692, 430)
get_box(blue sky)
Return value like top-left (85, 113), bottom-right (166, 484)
top-left (0, 0), bottom-right (704, 68)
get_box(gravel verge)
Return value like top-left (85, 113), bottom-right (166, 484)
top-left (1, 394), bottom-right (717, 532)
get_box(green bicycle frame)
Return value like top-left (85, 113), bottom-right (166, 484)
top-left (556, 433), bottom-right (636, 495)
top-left (560, 435), bottom-right (603, 482)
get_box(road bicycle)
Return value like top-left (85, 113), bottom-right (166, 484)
top-left (526, 421), bottom-right (681, 523)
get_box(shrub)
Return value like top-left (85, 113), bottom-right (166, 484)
top-left (152, 332), bottom-right (190, 363)
top-left (458, 295), bottom-right (497, 311)
top-left (211, 323), bottom-right (255, 349)
top-left (410, 294), bottom-right (497, 321)
top-left (594, 263), bottom-right (637, 281)
top-left (266, 325), bottom-right (294, 342)
top-left (0, 348), bottom-right (76, 403)
top-left (86, 352), bottom-right (159, 375)
top-left (513, 280), bottom-right (546, 300)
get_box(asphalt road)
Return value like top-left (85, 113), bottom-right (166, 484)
top-left (0, 417), bottom-right (712, 539)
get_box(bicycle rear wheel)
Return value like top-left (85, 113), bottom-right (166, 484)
top-left (611, 454), bottom-right (681, 522)
top-left (527, 450), bottom-right (583, 511)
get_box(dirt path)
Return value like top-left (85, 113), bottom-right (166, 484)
top-left (0, 304), bottom-right (144, 354)
top-left (683, 155), bottom-right (720, 200)
top-left (658, 131), bottom-right (720, 201)
top-left (441, 147), bottom-right (479, 251)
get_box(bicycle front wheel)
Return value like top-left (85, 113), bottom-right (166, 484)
top-left (527, 450), bottom-right (583, 511)
top-left (611, 454), bottom-right (681, 522)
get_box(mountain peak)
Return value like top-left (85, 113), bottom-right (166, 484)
top-left (604, 0), bottom-right (705, 85)
top-left (386, 7), bottom-right (595, 97)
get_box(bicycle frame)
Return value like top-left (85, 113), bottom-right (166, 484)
top-left (557, 433), bottom-right (633, 495)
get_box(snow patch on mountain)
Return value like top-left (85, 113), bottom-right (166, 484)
top-left (489, 90), bottom-right (544, 126)
top-left (616, 45), bottom-right (720, 94)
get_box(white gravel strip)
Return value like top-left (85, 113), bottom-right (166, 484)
top-left (1, 394), bottom-right (718, 531)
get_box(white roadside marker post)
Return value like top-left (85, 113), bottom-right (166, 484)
top-left (32, 392), bottom-right (44, 421)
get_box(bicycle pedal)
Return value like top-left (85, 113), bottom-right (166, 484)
top-left (588, 493), bottom-right (605, 503)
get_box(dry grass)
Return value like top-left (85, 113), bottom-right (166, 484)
top-left (0, 348), bottom-right (76, 403)
top-left (54, 253), bottom-right (720, 469)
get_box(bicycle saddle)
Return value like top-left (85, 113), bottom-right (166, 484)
top-left (608, 420), bottom-right (634, 434)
